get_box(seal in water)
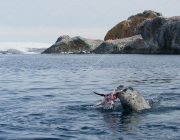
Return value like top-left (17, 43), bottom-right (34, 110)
top-left (94, 85), bottom-right (150, 111)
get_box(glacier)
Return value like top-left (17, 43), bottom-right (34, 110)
top-left (0, 42), bottom-right (51, 54)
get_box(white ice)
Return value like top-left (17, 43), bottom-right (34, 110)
top-left (0, 42), bottom-right (51, 54)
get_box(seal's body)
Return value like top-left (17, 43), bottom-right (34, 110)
top-left (116, 85), bottom-right (150, 111)
top-left (94, 85), bottom-right (151, 111)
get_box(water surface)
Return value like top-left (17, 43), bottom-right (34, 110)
top-left (0, 54), bottom-right (180, 140)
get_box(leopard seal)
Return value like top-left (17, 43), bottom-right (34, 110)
top-left (94, 85), bottom-right (151, 111)
top-left (116, 85), bottom-right (151, 111)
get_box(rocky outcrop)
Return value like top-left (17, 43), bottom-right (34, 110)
top-left (55, 35), bottom-right (71, 43)
top-left (43, 35), bottom-right (150, 54)
top-left (137, 16), bottom-right (180, 53)
top-left (91, 35), bottom-right (148, 54)
top-left (42, 12), bottom-right (180, 54)
top-left (42, 36), bottom-right (103, 54)
top-left (104, 10), bottom-right (162, 40)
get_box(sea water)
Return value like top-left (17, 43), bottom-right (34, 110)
top-left (0, 54), bottom-right (180, 140)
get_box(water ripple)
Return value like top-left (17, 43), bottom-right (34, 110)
top-left (0, 54), bottom-right (180, 139)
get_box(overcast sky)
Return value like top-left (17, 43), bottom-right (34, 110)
top-left (0, 0), bottom-right (179, 44)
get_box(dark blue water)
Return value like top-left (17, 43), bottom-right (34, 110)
top-left (0, 54), bottom-right (180, 140)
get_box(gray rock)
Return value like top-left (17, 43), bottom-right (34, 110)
top-left (55, 35), bottom-right (71, 43)
top-left (121, 38), bottom-right (149, 54)
top-left (138, 16), bottom-right (180, 53)
top-left (42, 36), bottom-right (103, 54)
top-left (156, 17), bottom-right (180, 53)
top-left (91, 35), bottom-right (146, 54)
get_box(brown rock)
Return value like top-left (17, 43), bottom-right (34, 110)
top-left (104, 10), bottom-right (162, 40)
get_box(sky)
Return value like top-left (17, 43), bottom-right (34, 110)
top-left (0, 0), bottom-right (179, 44)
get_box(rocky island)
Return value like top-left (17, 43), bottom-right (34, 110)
top-left (104, 10), bottom-right (162, 40)
top-left (42, 10), bottom-right (180, 54)
top-left (42, 35), bottom-right (102, 54)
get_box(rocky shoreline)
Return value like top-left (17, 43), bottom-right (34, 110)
top-left (42, 10), bottom-right (180, 54)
